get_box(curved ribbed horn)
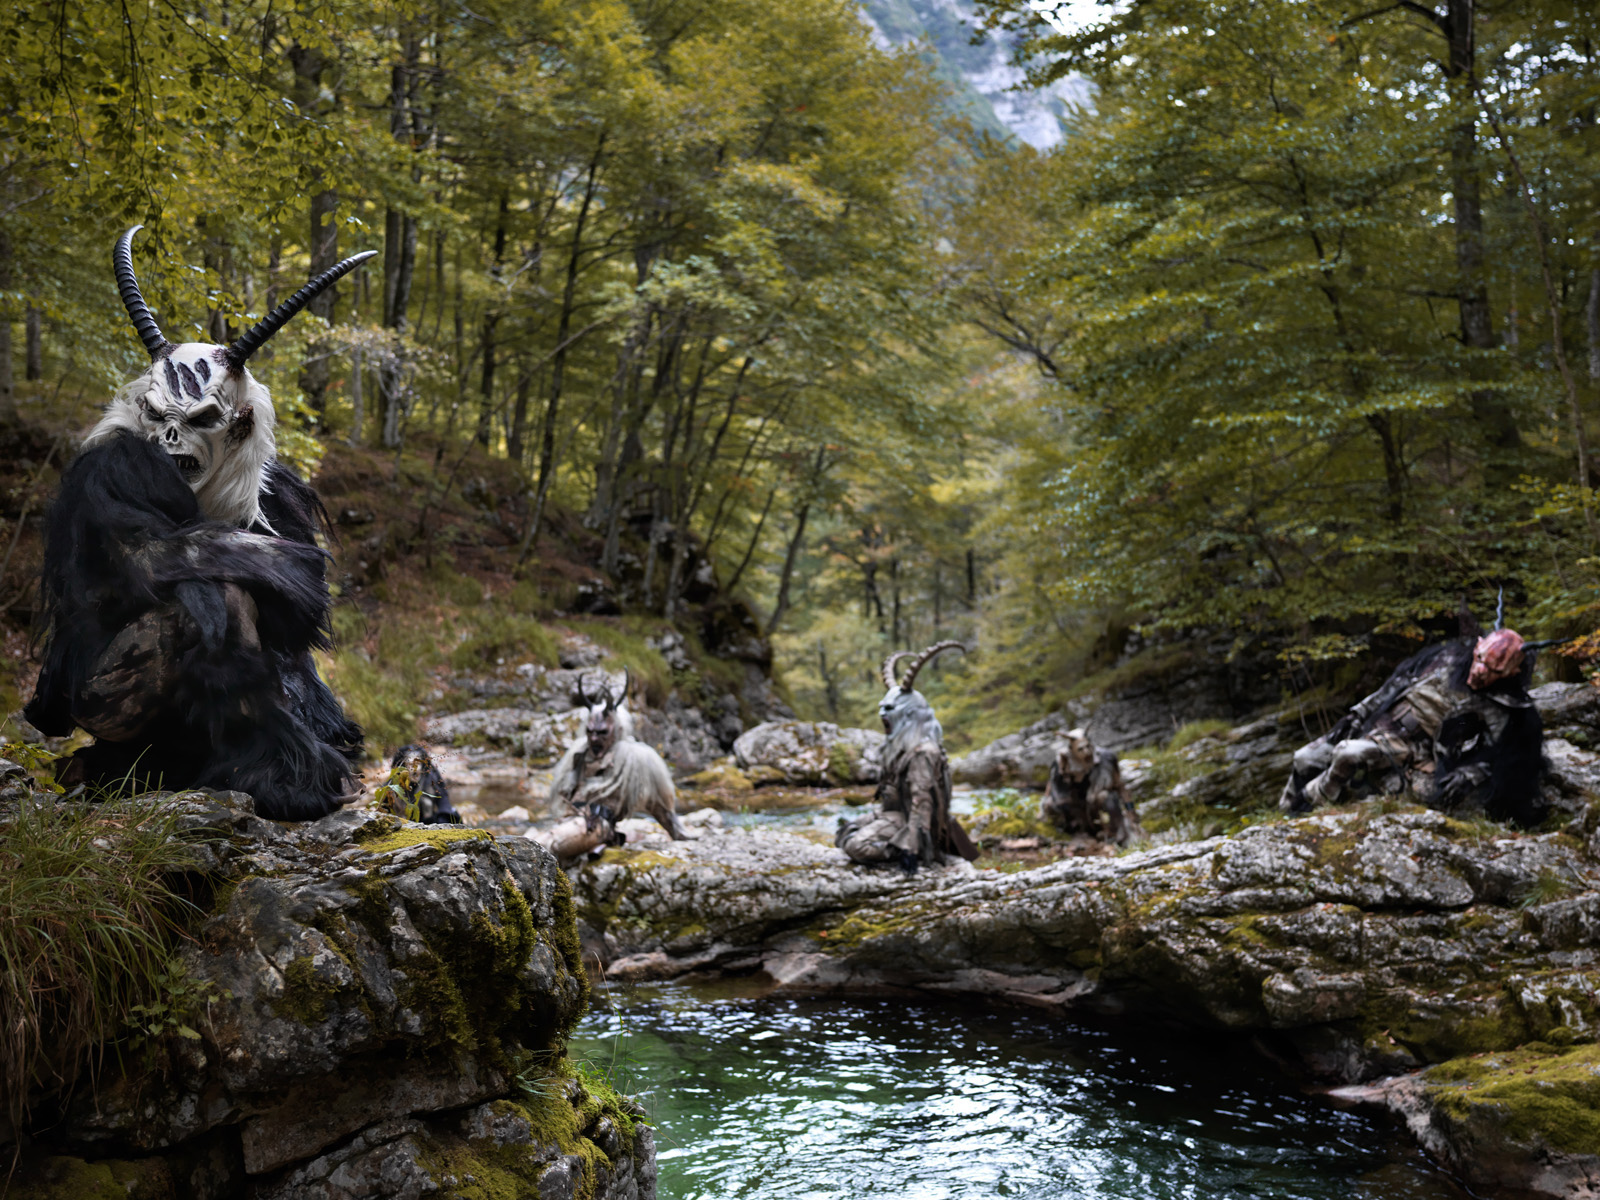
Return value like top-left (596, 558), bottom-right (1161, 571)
top-left (609, 667), bottom-right (631, 711)
top-left (113, 226), bottom-right (171, 360)
top-left (881, 651), bottom-right (913, 691)
top-left (898, 640), bottom-right (967, 692)
top-left (226, 249), bottom-right (378, 369)
top-left (575, 673), bottom-right (594, 710)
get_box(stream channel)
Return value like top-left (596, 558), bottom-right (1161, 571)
top-left (508, 780), bottom-right (1475, 1198)
top-left (571, 978), bottom-right (1473, 1200)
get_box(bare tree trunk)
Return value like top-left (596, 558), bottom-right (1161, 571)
top-left (0, 231), bottom-right (14, 422)
top-left (23, 304), bottom-right (40, 381)
top-left (478, 192), bottom-right (509, 448)
top-left (379, 35), bottom-right (421, 450)
top-left (518, 142), bottom-right (603, 566)
top-left (300, 187), bottom-right (339, 417)
top-left (349, 347), bottom-right (365, 446)
top-left (768, 502), bottom-right (811, 635)
top-left (818, 641), bottom-right (840, 721)
top-left (1588, 266), bottom-right (1600, 382)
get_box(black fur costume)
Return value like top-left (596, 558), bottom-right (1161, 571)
top-left (1313, 638), bottom-right (1545, 827)
top-left (25, 433), bottom-right (363, 819)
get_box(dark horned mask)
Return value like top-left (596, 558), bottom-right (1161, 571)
top-left (578, 668), bottom-right (632, 755)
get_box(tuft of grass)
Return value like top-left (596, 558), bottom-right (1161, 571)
top-left (448, 611), bottom-right (561, 673)
top-left (0, 797), bottom-right (206, 1135)
top-left (566, 619), bottom-right (673, 706)
top-left (1168, 719), bottom-right (1232, 752)
top-left (1518, 868), bottom-right (1578, 909)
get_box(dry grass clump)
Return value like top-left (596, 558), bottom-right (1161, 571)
top-left (0, 797), bottom-right (202, 1135)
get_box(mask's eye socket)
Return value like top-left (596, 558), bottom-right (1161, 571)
top-left (187, 406), bottom-right (225, 430)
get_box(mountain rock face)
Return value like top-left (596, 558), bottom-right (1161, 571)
top-left (857, 0), bottom-right (1091, 148)
top-left (11, 793), bottom-right (655, 1200)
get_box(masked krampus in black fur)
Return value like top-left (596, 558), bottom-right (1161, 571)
top-left (23, 227), bottom-right (372, 820)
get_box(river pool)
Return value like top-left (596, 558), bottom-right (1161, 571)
top-left (570, 979), bottom-right (1469, 1200)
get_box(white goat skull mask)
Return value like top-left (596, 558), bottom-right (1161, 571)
top-left (138, 344), bottom-right (256, 487)
top-left (87, 226), bottom-right (375, 527)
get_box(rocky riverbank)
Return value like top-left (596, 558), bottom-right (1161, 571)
top-left (7, 791), bottom-right (656, 1200)
top-left (556, 683), bottom-right (1600, 1198)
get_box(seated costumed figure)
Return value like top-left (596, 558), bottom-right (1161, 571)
top-left (1042, 727), bottom-right (1141, 845)
top-left (533, 670), bottom-right (687, 861)
top-left (836, 641), bottom-right (980, 872)
top-left (23, 227), bottom-right (370, 819)
top-left (1280, 606), bottom-right (1549, 827)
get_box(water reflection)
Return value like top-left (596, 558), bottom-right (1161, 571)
top-left (571, 979), bottom-right (1470, 1200)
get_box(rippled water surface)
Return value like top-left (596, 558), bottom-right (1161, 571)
top-left (571, 979), bottom-right (1469, 1200)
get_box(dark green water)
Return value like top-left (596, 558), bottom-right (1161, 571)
top-left (571, 979), bottom-right (1472, 1200)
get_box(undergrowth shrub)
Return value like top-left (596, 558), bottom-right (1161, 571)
top-left (0, 798), bottom-right (203, 1135)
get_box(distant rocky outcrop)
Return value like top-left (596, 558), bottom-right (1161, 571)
top-left (422, 658), bottom-right (791, 785)
top-left (731, 720), bottom-right (884, 786)
top-left (10, 792), bottom-right (655, 1200)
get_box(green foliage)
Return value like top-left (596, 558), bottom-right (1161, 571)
top-left (127, 962), bottom-right (228, 1043)
top-left (448, 613), bottom-right (561, 673)
top-left (952, 0), bottom-right (1600, 659)
top-left (0, 798), bottom-right (207, 1134)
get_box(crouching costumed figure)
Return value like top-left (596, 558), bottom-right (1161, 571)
top-left (837, 641), bottom-right (980, 872)
top-left (23, 228), bottom-right (369, 819)
top-left (535, 671), bottom-right (687, 861)
top-left (1043, 727), bottom-right (1141, 845)
top-left (1280, 617), bottom-right (1548, 826)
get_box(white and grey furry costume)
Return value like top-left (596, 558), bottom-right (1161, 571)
top-left (535, 675), bottom-right (686, 859)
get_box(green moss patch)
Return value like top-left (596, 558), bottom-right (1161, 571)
top-left (275, 955), bottom-right (343, 1024)
top-left (360, 826), bottom-right (492, 856)
top-left (1425, 1043), bottom-right (1600, 1155)
top-left (8, 1156), bottom-right (174, 1200)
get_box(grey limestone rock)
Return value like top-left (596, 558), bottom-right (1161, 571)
top-left (21, 791), bottom-right (653, 1200)
top-left (731, 720), bottom-right (884, 785)
top-left (950, 712), bottom-right (1070, 787)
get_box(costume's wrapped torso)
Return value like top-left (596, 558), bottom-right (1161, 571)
top-left (837, 739), bottom-right (978, 865)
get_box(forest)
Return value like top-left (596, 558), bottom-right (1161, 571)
top-left (1, 0), bottom-right (1598, 743)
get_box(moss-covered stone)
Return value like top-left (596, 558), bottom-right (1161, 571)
top-left (1425, 1042), bottom-right (1600, 1156)
top-left (360, 826), bottom-right (492, 856)
top-left (275, 954), bottom-right (342, 1024)
top-left (8, 1155), bottom-right (173, 1200)
top-left (826, 740), bottom-right (863, 785)
top-left (682, 761), bottom-right (754, 793)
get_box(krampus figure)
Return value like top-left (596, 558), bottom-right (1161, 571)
top-left (24, 227), bottom-right (369, 819)
top-left (836, 641), bottom-right (980, 872)
top-left (1281, 606), bottom-right (1549, 827)
top-left (1042, 728), bottom-right (1140, 845)
top-left (534, 670), bottom-right (687, 861)
top-left (376, 744), bottom-right (462, 825)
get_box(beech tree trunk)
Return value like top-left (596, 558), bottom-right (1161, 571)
top-left (24, 305), bottom-right (40, 381)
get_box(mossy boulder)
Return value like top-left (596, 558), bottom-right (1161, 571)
top-left (16, 792), bottom-right (653, 1200)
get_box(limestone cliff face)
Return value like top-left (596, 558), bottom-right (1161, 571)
top-left (12, 793), bottom-right (655, 1200)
